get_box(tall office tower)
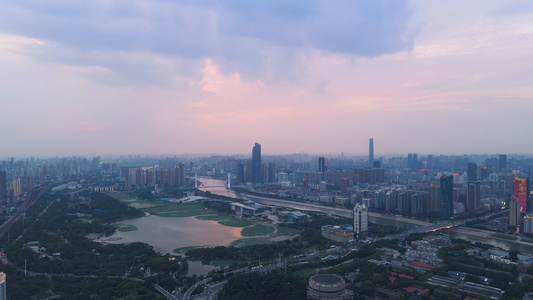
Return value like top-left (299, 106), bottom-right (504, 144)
top-left (413, 153), bottom-right (418, 169)
top-left (440, 175), bottom-right (454, 219)
top-left (173, 166), bottom-right (180, 186)
top-left (430, 183), bottom-right (441, 213)
top-left (407, 153), bottom-right (413, 169)
top-left (245, 160), bottom-right (253, 182)
top-left (0, 272), bottom-right (5, 300)
top-left (267, 163), bottom-right (276, 183)
top-left (369, 138), bottom-right (374, 166)
top-left (178, 163), bottom-right (185, 186)
top-left (0, 171), bottom-right (6, 196)
top-left (353, 203), bottom-right (368, 239)
top-left (237, 163), bottom-right (245, 183)
top-left (467, 182), bottom-right (481, 214)
top-left (467, 162), bottom-right (478, 182)
top-left (318, 157), bottom-right (325, 173)
top-left (499, 154), bottom-right (508, 172)
top-left (509, 199), bottom-right (522, 227)
top-left (252, 143), bottom-right (262, 183)
top-left (515, 177), bottom-right (529, 213)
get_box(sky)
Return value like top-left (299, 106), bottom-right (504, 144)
top-left (1, 0), bottom-right (533, 158)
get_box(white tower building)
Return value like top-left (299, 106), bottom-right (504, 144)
top-left (353, 203), bottom-right (368, 239)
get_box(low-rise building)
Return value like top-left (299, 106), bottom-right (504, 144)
top-left (321, 225), bottom-right (353, 243)
top-left (277, 211), bottom-right (309, 222)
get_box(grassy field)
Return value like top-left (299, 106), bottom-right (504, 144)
top-left (241, 224), bottom-right (275, 237)
top-left (218, 219), bottom-right (254, 227)
top-left (115, 223), bottom-right (138, 232)
top-left (277, 227), bottom-right (302, 236)
top-left (104, 192), bottom-right (135, 201)
top-left (291, 268), bottom-right (316, 278)
top-left (229, 238), bottom-right (272, 248)
top-left (195, 215), bottom-right (233, 221)
top-left (173, 246), bottom-right (209, 255)
top-left (140, 204), bottom-right (219, 218)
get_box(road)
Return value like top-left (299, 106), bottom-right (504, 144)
top-left (241, 194), bottom-right (432, 227)
top-left (184, 278), bottom-right (211, 300)
top-left (0, 185), bottom-right (51, 238)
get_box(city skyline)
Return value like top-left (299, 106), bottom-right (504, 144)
top-left (1, 1), bottom-right (533, 157)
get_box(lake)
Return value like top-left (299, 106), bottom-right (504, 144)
top-left (104, 215), bottom-right (242, 254)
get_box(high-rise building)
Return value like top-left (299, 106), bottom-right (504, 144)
top-left (237, 163), bottom-right (245, 183)
top-left (499, 154), bottom-right (508, 173)
top-left (524, 214), bottom-right (533, 234)
top-left (369, 138), bottom-right (374, 166)
top-left (0, 171), bottom-right (6, 196)
top-left (0, 272), bottom-right (5, 300)
top-left (430, 183), bottom-right (441, 213)
top-left (440, 175), bottom-right (454, 219)
top-left (318, 157), bottom-right (325, 173)
top-left (515, 177), bottom-right (529, 213)
top-left (252, 143), bottom-right (262, 183)
top-left (467, 162), bottom-right (478, 182)
top-left (467, 182), bottom-right (481, 214)
top-left (267, 163), bottom-right (276, 183)
top-left (353, 203), bottom-right (368, 239)
top-left (509, 199), bottom-right (522, 227)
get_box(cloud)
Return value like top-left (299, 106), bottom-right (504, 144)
top-left (0, 0), bottom-right (417, 85)
top-left (491, 1), bottom-right (533, 16)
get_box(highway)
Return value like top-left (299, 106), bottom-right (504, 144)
top-left (241, 193), bottom-right (432, 227)
top-left (0, 185), bottom-right (51, 238)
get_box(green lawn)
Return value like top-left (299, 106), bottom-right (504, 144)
top-left (195, 215), bottom-right (232, 221)
top-left (229, 238), bottom-right (272, 248)
top-left (241, 224), bottom-right (275, 237)
top-left (291, 268), bottom-right (316, 278)
top-left (142, 204), bottom-right (218, 217)
top-left (277, 227), bottom-right (302, 236)
top-left (218, 219), bottom-right (254, 228)
top-left (173, 246), bottom-right (209, 255)
top-left (104, 192), bottom-right (136, 201)
top-left (115, 223), bottom-right (138, 232)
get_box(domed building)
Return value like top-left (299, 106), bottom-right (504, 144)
top-left (307, 274), bottom-right (350, 300)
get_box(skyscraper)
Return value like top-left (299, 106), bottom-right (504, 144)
top-left (499, 154), bottom-right (508, 172)
top-left (440, 175), bottom-right (454, 219)
top-left (353, 203), bottom-right (368, 239)
top-left (252, 143), bottom-right (262, 183)
top-left (369, 138), bottom-right (374, 166)
top-left (515, 177), bottom-right (529, 213)
top-left (509, 199), bottom-right (522, 227)
top-left (467, 162), bottom-right (478, 182)
top-left (0, 171), bottom-right (6, 196)
top-left (318, 157), bottom-right (325, 173)
top-left (467, 182), bottom-right (481, 215)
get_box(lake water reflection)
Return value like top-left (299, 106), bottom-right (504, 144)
top-left (105, 215), bottom-right (242, 254)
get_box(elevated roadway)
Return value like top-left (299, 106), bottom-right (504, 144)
top-left (241, 194), bottom-right (432, 227)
